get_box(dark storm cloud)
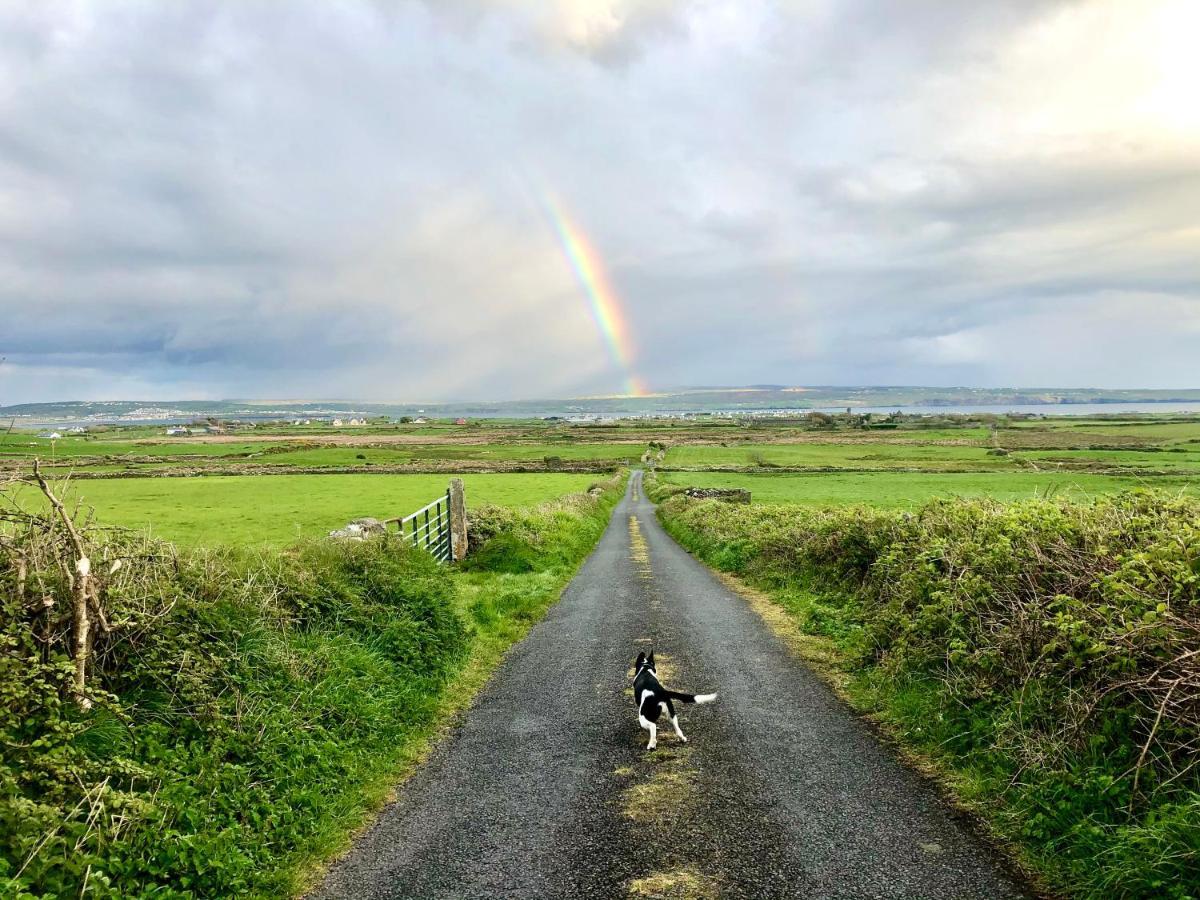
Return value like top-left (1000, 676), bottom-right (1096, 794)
top-left (0, 0), bottom-right (1197, 403)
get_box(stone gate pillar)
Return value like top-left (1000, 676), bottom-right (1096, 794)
top-left (449, 478), bottom-right (467, 561)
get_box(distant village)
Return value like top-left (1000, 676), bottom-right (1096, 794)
top-left (155, 414), bottom-right (472, 437)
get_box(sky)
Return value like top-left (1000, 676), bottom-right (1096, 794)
top-left (1, 0), bottom-right (1198, 403)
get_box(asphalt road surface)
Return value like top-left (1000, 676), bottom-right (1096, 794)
top-left (313, 471), bottom-right (1029, 899)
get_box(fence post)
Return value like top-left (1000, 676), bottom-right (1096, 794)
top-left (449, 478), bottom-right (467, 562)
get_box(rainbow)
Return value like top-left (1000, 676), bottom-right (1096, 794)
top-left (539, 193), bottom-right (648, 397)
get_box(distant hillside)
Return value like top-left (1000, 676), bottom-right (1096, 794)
top-left (3, 386), bottom-right (1200, 425)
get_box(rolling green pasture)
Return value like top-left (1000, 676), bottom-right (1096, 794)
top-left (1022, 447), bottom-right (1200, 471)
top-left (0, 437), bottom-right (293, 459)
top-left (14, 473), bottom-right (599, 547)
top-left (663, 431), bottom-right (1200, 474)
top-left (1004, 418), bottom-right (1200, 440)
top-left (663, 442), bottom-right (1002, 469)
top-left (255, 443), bottom-right (641, 467)
top-left (997, 421), bottom-right (1200, 449)
top-left (7, 416), bottom-right (1198, 540)
top-left (859, 426), bottom-right (991, 441)
top-left (0, 437), bottom-right (640, 469)
top-left (658, 470), bottom-right (1198, 508)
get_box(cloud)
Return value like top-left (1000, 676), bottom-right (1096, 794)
top-left (0, 0), bottom-right (1197, 404)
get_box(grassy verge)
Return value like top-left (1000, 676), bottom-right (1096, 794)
top-left (648, 479), bottom-right (1199, 899)
top-left (1, 472), bottom-right (624, 898)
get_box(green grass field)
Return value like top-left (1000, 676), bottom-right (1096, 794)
top-left (257, 443), bottom-right (642, 466)
top-left (663, 442), bottom-right (1006, 469)
top-left (1003, 418), bottom-right (1200, 441)
top-left (663, 436), bottom-right (1200, 474)
top-left (1, 437), bottom-right (641, 467)
top-left (657, 470), bottom-right (1198, 508)
top-left (7, 414), bottom-right (1197, 544)
top-left (8, 415), bottom-right (1200, 474)
top-left (1021, 448), bottom-right (1200, 470)
top-left (15, 473), bottom-right (600, 547)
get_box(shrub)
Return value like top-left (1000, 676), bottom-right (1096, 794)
top-left (0, 520), bottom-right (465, 898)
top-left (657, 489), bottom-right (1200, 896)
top-left (0, 471), bottom-right (626, 898)
top-left (464, 472), bottom-right (624, 574)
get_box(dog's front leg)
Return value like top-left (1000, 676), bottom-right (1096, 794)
top-left (639, 715), bottom-right (657, 750)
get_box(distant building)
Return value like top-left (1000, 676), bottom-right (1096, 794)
top-left (39, 432), bottom-right (62, 440)
top-left (166, 427), bottom-right (191, 436)
top-left (331, 418), bottom-right (344, 427)
top-left (67, 426), bottom-right (87, 434)
top-left (455, 417), bottom-right (468, 425)
top-left (413, 417), bottom-right (428, 424)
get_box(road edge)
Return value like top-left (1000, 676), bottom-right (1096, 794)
top-left (691, 563), bottom-right (1058, 900)
top-left (292, 479), bottom-right (628, 898)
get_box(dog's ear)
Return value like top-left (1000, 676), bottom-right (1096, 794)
top-left (647, 650), bottom-right (656, 667)
top-left (635, 651), bottom-right (646, 668)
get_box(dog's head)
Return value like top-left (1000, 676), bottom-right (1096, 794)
top-left (635, 650), bottom-right (656, 675)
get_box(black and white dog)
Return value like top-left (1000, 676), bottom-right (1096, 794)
top-left (633, 651), bottom-right (717, 750)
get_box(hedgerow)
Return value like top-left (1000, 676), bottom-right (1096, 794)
top-left (464, 478), bottom-right (620, 573)
top-left (1, 471), bottom-right (624, 898)
top-left (654, 486), bottom-right (1200, 898)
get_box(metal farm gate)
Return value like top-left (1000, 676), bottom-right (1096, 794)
top-left (387, 490), bottom-right (454, 562)
top-left (382, 479), bottom-right (466, 563)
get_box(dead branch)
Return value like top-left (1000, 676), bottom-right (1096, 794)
top-left (31, 460), bottom-right (95, 709)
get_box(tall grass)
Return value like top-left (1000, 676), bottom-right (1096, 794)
top-left (652, 483), bottom-right (1200, 898)
top-left (1, 472), bottom-right (624, 898)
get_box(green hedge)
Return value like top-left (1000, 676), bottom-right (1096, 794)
top-left (2, 539), bottom-right (464, 899)
top-left (1, 472), bottom-right (624, 898)
top-left (655, 488), bottom-right (1200, 898)
top-left (464, 483), bottom-right (617, 574)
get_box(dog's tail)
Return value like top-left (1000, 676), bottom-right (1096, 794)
top-left (665, 690), bottom-right (718, 705)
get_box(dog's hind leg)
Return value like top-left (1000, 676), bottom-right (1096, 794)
top-left (669, 714), bottom-right (687, 743)
top-left (639, 715), bottom-right (657, 750)
top-left (661, 697), bottom-right (688, 743)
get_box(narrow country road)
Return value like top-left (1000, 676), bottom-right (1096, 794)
top-left (313, 471), bottom-right (1029, 899)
